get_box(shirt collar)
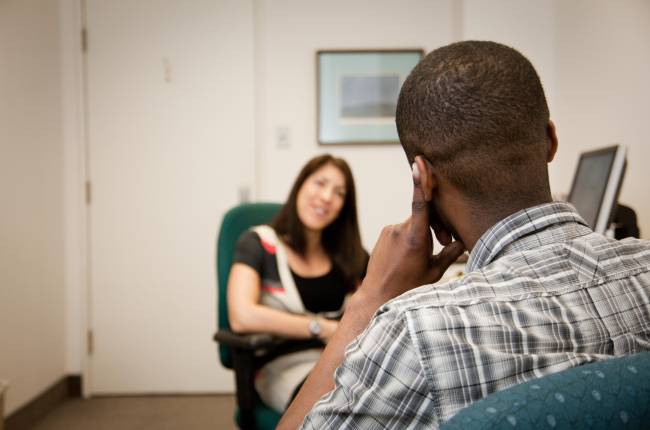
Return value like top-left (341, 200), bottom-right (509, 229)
top-left (466, 202), bottom-right (589, 272)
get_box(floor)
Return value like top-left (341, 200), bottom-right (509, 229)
top-left (30, 395), bottom-right (238, 430)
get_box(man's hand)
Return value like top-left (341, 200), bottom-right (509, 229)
top-left (277, 156), bottom-right (464, 430)
top-left (359, 155), bottom-right (465, 305)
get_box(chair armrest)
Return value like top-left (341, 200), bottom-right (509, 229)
top-left (213, 329), bottom-right (283, 350)
top-left (214, 328), bottom-right (325, 429)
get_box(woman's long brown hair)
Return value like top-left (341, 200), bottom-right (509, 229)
top-left (271, 154), bottom-right (366, 286)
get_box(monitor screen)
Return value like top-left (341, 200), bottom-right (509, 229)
top-left (567, 145), bottom-right (626, 233)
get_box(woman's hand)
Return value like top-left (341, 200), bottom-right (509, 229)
top-left (228, 264), bottom-right (342, 340)
top-left (317, 318), bottom-right (339, 344)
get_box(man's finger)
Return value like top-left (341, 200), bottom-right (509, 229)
top-left (410, 155), bottom-right (431, 241)
top-left (432, 240), bottom-right (466, 273)
top-left (420, 240), bottom-right (466, 285)
top-left (433, 224), bottom-right (452, 246)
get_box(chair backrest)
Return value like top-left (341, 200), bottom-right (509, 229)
top-left (216, 202), bottom-right (282, 368)
top-left (442, 351), bottom-right (650, 429)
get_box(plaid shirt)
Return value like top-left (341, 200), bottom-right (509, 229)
top-left (302, 202), bottom-right (650, 429)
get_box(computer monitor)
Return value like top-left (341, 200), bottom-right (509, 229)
top-left (567, 144), bottom-right (627, 234)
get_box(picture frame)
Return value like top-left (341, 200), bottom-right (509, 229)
top-left (317, 49), bottom-right (424, 145)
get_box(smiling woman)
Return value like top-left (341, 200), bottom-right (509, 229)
top-left (226, 154), bottom-right (368, 413)
top-left (295, 164), bottom-right (347, 232)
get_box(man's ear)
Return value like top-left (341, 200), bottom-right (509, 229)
top-left (414, 156), bottom-right (437, 202)
top-left (546, 120), bottom-right (559, 162)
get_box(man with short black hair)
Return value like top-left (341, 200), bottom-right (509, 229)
top-left (278, 41), bottom-right (650, 429)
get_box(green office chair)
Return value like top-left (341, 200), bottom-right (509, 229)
top-left (442, 351), bottom-right (650, 430)
top-left (214, 203), bottom-right (282, 429)
top-left (213, 202), bottom-right (284, 429)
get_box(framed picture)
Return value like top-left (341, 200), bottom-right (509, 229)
top-left (317, 49), bottom-right (424, 145)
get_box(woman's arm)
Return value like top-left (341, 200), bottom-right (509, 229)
top-left (227, 262), bottom-right (337, 341)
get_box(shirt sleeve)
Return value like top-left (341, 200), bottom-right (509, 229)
top-left (232, 230), bottom-right (264, 274)
top-left (300, 306), bottom-right (440, 429)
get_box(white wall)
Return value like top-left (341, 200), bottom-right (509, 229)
top-left (253, 0), bottom-right (457, 249)
top-left (553, 0), bottom-right (650, 238)
top-left (0, 0), bottom-right (66, 416)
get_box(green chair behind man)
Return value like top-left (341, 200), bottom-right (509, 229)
top-left (442, 351), bottom-right (650, 430)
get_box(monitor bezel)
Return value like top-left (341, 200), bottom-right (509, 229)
top-left (567, 144), bottom-right (627, 234)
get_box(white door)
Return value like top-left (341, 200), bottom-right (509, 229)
top-left (85, 0), bottom-right (254, 393)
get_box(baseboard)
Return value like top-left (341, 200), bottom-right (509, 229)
top-left (5, 375), bottom-right (81, 430)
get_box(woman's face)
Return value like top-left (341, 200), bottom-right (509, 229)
top-left (296, 163), bottom-right (347, 232)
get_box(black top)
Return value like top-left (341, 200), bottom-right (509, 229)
top-left (233, 230), bottom-right (361, 313)
top-left (291, 268), bottom-right (348, 313)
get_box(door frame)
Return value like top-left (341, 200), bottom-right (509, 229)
top-left (59, 0), bottom-right (93, 397)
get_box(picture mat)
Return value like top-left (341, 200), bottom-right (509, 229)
top-left (318, 51), bottom-right (422, 144)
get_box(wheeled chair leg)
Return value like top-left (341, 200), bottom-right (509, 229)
top-left (232, 348), bottom-right (256, 429)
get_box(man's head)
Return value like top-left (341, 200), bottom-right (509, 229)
top-left (396, 41), bottom-right (556, 219)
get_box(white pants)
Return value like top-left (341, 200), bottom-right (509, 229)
top-left (254, 348), bottom-right (322, 413)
